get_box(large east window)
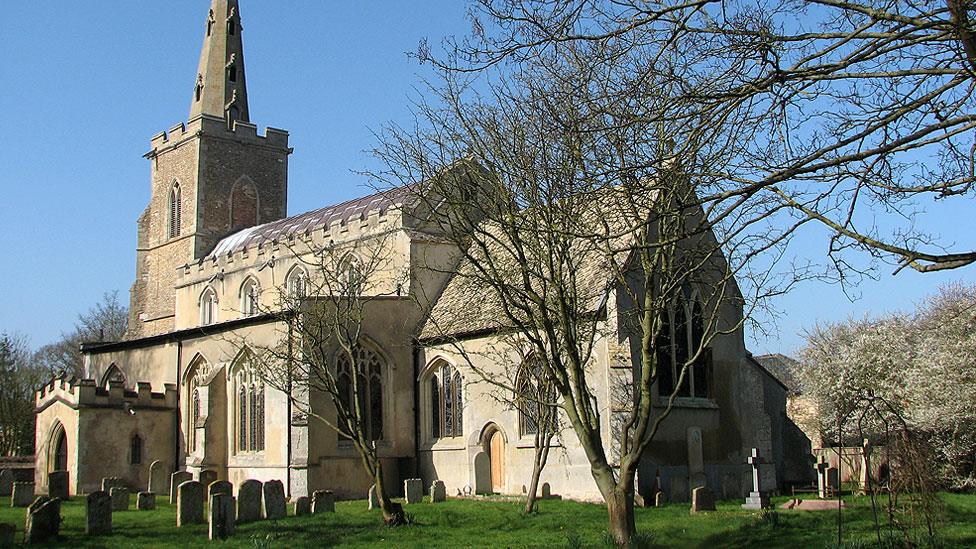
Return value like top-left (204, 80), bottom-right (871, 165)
top-left (656, 289), bottom-right (711, 399)
top-left (336, 344), bottom-right (385, 442)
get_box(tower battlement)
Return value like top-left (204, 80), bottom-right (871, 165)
top-left (35, 375), bottom-right (178, 411)
top-left (149, 114), bottom-right (289, 153)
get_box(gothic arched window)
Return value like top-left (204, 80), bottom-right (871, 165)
top-left (656, 287), bottom-right (711, 399)
top-left (286, 266), bottom-right (308, 300)
top-left (517, 358), bottom-right (555, 437)
top-left (426, 362), bottom-right (463, 440)
top-left (169, 183), bottom-right (182, 238)
top-left (234, 355), bottom-right (265, 453)
top-left (335, 344), bottom-right (385, 442)
top-left (200, 287), bottom-right (217, 326)
top-left (240, 277), bottom-right (260, 317)
top-left (101, 363), bottom-right (126, 389)
top-left (130, 434), bottom-right (143, 465)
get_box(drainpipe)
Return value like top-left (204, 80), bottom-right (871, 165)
top-left (174, 339), bottom-right (183, 473)
top-left (286, 318), bottom-right (293, 498)
top-left (412, 342), bottom-right (421, 479)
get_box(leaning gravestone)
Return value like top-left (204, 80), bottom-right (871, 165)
top-left (654, 490), bottom-right (666, 507)
top-left (430, 481), bottom-right (446, 503)
top-left (0, 470), bottom-right (12, 497)
top-left (176, 481), bottom-right (205, 527)
top-left (110, 487), bottom-right (129, 511)
top-left (169, 472), bottom-right (192, 504)
top-left (404, 479), bottom-right (423, 504)
top-left (236, 480), bottom-right (263, 523)
top-left (208, 493), bottom-right (235, 541)
top-left (137, 492), bottom-right (156, 511)
top-left (24, 497), bottom-right (60, 544)
top-left (367, 484), bottom-right (379, 510)
top-left (101, 477), bottom-right (126, 493)
top-left (691, 486), bottom-right (716, 513)
top-left (293, 496), bottom-right (310, 516)
top-left (11, 482), bottom-right (34, 507)
top-left (263, 480), bottom-right (286, 520)
top-left (0, 522), bottom-right (14, 547)
top-left (312, 490), bottom-right (335, 513)
top-left (148, 461), bottom-right (169, 496)
top-left (47, 471), bottom-right (69, 501)
top-left (85, 491), bottom-right (112, 536)
top-left (208, 480), bottom-right (232, 499)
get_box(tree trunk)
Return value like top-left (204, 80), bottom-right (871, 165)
top-left (606, 487), bottom-right (636, 547)
top-left (524, 434), bottom-right (552, 514)
top-left (524, 457), bottom-right (544, 513)
top-left (373, 464), bottom-right (406, 526)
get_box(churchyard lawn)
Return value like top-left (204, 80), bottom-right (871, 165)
top-left (2, 493), bottom-right (975, 547)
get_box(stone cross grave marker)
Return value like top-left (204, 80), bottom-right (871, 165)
top-left (404, 479), bottom-right (422, 504)
top-left (237, 480), bottom-right (263, 523)
top-left (816, 455), bottom-right (830, 498)
top-left (741, 448), bottom-right (770, 510)
top-left (137, 492), bottom-right (156, 511)
top-left (169, 472), bottom-right (192, 505)
top-left (110, 487), bottom-right (129, 511)
top-left (859, 438), bottom-right (872, 495)
top-left (430, 481), bottom-right (446, 503)
top-left (176, 480), bottom-right (204, 527)
top-left (208, 493), bottom-right (235, 541)
top-left (312, 490), bottom-right (335, 513)
top-left (86, 491), bottom-right (112, 535)
top-left (263, 480), bottom-right (286, 520)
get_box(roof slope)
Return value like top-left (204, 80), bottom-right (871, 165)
top-left (209, 186), bottom-right (411, 258)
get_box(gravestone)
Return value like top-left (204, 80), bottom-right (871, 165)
top-left (859, 439), bottom-right (872, 495)
top-left (670, 475), bottom-right (688, 503)
top-left (237, 480), bottom-right (263, 523)
top-left (101, 477), bottom-right (125, 493)
top-left (687, 427), bottom-right (706, 490)
top-left (176, 481), bottom-right (205, 527)
top-left (263, 480), bottom-right (286, 520)
top-left (110, 487), bottom-right (129, 511)
top-left (815, 455), bottom-right (830, 498)
top-left (148, 461), bottom-right (169, 495)
top-left (47, 471), bottom-right (69, 501)
top-left (741, 448), bottom-right (770, 510)
top-left (24, 497), bottom-right (60, 544)
top-left (541, 482), bottom-right (551, 499)
top-left (208, 480), bottom-right (232, 499)
top-left (208, 493), bottom-right (235, 541)
top-left (85, 491), bottom-right (112, 535)
top-left (169, 472), bottom-right (192, 504)
top-left (826, 467), bottom-right (840, 495)
top-left (199, 470), bottom-right (217, 488)
top-left (11, 482), bottom-right (34, 507)
top-left (312, 490), bottom-right (335, 513)
top-left (367, 484), bottom-right (379, 511)
top-left (403, 479), bottom-right (422, 504)
top-left (691, 486), bottom-right (716, 513)
top-left (473, 452), bottom-right (491, 495)
top-left (430, 481), bottom-right (446, 503)
top-left (0, 470), bottom-right (12, 497)
top-left (137, 492), bottom-right (156, 511)
top-left (0, 522), bottom-right (14, 547)
top-left (293, 496), bottom-right (310, 516)
top-left (654, 490), bottom-right (666, 507)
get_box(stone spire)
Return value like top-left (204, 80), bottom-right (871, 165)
top-left (189, 0), bottom-right (249, 124)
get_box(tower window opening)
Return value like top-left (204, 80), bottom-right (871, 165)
top-left (228, 65), bottom-right (237, 83)
top-left (228, 20), bottom-right (236, 36)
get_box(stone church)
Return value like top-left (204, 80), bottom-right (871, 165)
top-left (34, 0), bottom-right (807, 503)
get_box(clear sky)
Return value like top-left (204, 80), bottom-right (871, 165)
top-left (0, 2), bottom-right (972, 355)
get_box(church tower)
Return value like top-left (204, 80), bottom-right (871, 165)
top-left (128, 0), bottom-right (291, 339)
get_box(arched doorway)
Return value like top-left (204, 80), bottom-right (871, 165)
top-left (488, 430), bottom-right (505, 493)
top-left (49, 424), bottom-right (67, 473)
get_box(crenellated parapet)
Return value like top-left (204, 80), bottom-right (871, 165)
top-left (35, 375), bottom-right (178, 412)
top-left (147, 114), bottom-right (289, 155)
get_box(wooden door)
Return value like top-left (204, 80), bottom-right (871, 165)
top-left (489, 431), bottom-right (505, 493)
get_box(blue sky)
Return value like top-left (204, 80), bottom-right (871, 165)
top-left (0, 2), bottom-right (972, 355)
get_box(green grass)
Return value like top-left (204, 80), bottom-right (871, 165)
top-left (1, 493), bottom-right (974, 548)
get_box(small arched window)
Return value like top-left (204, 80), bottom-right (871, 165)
top-left (227, 18), bottom-right (236, 36)
top-left (130, 434), bottom-right (143, 465)
top-left (339, 254), bottom-right (364, 296)
top-left (228, 65), bottom-right (237, 83)
top-left (102, 364), bottom-right (126, 389)
top-left (335, 344), bottom-right (385, 442)
top-left (200, 287), bottom-right (218, 326)
top-left (169, 183), bottom-right (182, 238)
top-left (427, 362), bottom-right (463, 440)
top-left (240, 278), bottom-right (260, 317)
top-left (286, 266), bottom-right (309, 300)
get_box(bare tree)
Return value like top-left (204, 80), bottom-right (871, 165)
top-left (419, 0), bottom-right (976, 277)
top-left (0, 333), bottom-right (47, 456)
top-left (242, 233), bottom-right (410, 526)
top-left (371, 51), bottom-right (806, 543)
top-left (34, 291), bottom-right (128, 378)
